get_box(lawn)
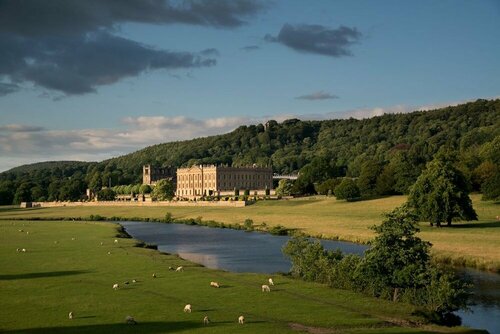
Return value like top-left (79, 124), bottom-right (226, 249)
top-left (0, 194), bottom-right (498, 271)
top-left (0, 220), bottom-right (486, 333)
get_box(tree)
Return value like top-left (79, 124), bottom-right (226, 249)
top-left (481, 172), bottom-right (500, 201)
top-left (275, 179), bottom-right (294, 196)
top-left (334, 178), bottom-right (360, 201)
top-left (97, 188), bottom-right (116, 201)
top-left (139, 184), bottom-right (152, 194)
top-left (357, 205), bottom-right (430, 301)
top-left (408, 153), bottom-right (477, 227)
top-left (357, 159), bottom-right (383, 196)
top-left (151, 179), bottom-right (175, 201)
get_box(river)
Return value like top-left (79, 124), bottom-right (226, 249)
top-left (121, 221), bottom-right (500, 333)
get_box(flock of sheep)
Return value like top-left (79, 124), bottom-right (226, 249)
top-left (15, 224), bottom-right (277, 327)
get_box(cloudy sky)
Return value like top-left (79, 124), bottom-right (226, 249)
top-left (1, 0), bottom-right (499, 172)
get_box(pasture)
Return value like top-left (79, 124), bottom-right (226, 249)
top-left (0, 219), bottom-right (486, 333)
top-left (1, 194), bottom-right (498, 271)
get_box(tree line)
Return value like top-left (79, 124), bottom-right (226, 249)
top-left (0, 98), bottom-right (498, 204)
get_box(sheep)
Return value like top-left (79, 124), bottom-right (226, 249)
top-left (113, 283), bottom-right (119, 290)
top-left (132, 279), bottom-right (137, 283)
top-left (238, 315), bottom-right (245, 324)
top-left (114, 239), bottom-right (118, 243)
top-left (125, 315), bottom-right (137, 325)
top-left (107, 251), bottom-right (112, 255)
top-left (210, 281), bottom-right (220, 288)
top-left (21, 248), bottom-right (26, 253)
top-left (68, 312), bottom-right (74, 320)
top-left (175, 266), bottom-right (184, 272)
top-left (203, 315), bottom-right (210, 325)
top-left (71, 237), bottom-right (75, 241)
top-left (168, 266), bottom-right (174, 270)
top-left (183, 304), bottom-right (192, 313)
top-left (100, 242), bottom-right (104, 246)
top-left (261, 284), bottom-right (270, 292)
top-left (268, 278), bottom-right (274, 286)
top-left (16, 248), bottom-right (20, 252)
top-left (26, 231), bottom-right (29, 234)
top-left (19, 229), bottom-right (23, 232)
top-left (152, 273), bottom-right (157, 278)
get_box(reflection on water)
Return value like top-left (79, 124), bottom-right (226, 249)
top-left (121, 221), bottom-right (367, 273)
top-left (121, 221), bottom-right (500, 333)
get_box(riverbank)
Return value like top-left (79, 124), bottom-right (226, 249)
top-left (1, 194), bottom-right (498, 272)
top-left (0, 219), bottom-right (486, 333)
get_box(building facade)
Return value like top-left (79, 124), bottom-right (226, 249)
top-left (176, 165), bottom-right (273, 198)
top-left (142, 165), bottom-right (176, 185)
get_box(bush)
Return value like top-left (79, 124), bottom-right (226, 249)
top-left (244, 218), bottom-right (254, 230)
top-left (334, 178), bottom-right (360, 201)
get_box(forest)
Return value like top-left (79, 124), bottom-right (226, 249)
top-left (0, 98), bottom-right (498, 204)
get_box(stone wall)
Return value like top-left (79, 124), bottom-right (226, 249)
top-left (29, 200), bottom-right (246, 208)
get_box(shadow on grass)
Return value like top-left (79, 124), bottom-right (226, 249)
top-left (450, 221), bottom-right (500, 229)
top-left (0, 270), bottom-right (90, 281)
top-left (1, 321), bottom-right (204, 334)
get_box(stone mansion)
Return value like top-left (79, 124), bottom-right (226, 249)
top-left (143, 164), bottom-right (273, 198)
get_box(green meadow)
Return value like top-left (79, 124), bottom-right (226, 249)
top-left (0, 219), bottom-right (487, 333)
top-left (1, 194), bottom-right (498, 271)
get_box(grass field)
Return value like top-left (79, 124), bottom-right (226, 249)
top-left (1, 194), bottom-right (498, 272)
top-left (0, 219), bottom-right (487, 333)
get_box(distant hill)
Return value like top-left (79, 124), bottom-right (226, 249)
top-left (1, 98), bottom-right (499, 204)
top-left (5, 161), bottom-right (92, 174)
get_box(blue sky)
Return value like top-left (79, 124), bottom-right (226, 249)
top-left (0, 0), bottom-right (499, 171)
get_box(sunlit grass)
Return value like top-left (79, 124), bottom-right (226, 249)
top-left (1, 220), bottom-right (485, 333)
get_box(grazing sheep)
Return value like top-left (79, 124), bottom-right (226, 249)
top-left (16, 248), bottom-right (20, 252)
top-left (168, 266), bottom-right (174, 270)
top-left (113, 283), bottom-right (119, 290)
top-left (71, 237), bottom-right (75, 241)
top-left (26, 231), bottom-right (29, 234)
top-left (203, 315), bottom-right (210, 325)
top-left (175, 266), bottom-right (183, 272)
top-left (210, 281), bottom-right (220, 288)
top-left (21, 248), bottom-right (26, 253)
top-left (132, 279), bottom-right (137, 283)
top-left (114, 239), bottom-right (118, 243)
top-left (238, 315), bottom-right (245, 324)
top-left (268, 278), bottom-right (274, 286)
top-left (152, 273), bottom-right (157, 278)
top-left (107, 251), bottom-right (112, 255)
top-left (125, 315), bottom-right (137, 325)
top-left (261, 284), bottom-right (270, 292)
top-left (183, 304), bottom-right (192, 313)
top-left (68, 312), bottom-right (73, 320)
top-left (100, 242), bottom-right (104, 246)
top-left (19, 229), bottom-right (23, 232)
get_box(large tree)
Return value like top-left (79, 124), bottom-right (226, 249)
top-left (151, 179), bottom-right (175, 201)
top-left (357, 205), bottom-right (431, 302)
top-left (408, 152), bottom-right (477, 227)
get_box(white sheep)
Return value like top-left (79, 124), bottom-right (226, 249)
top-left (210, 281), bottom-right (220, 288)
top-left (268, 278), bottom-right (274, 286)
top-left (19, 229), bottom-right (23, 232)
top-left (71, 237), bottom-right (75, 241)
top-left (152, 273), bottom-right (157, 278)
top-left (68, 311), bottom-right (74, 320)
top-left (132, 279), bottom-right (137, 283)
top-left (203, 315), bottom-right (210, 325)
top-left (175, 266), bottom-right (184, 272)
top-left (238, 315), bottom-right (245, 324)
top-left (261, 284), bottom-right (270, 292)
top-left (21, 248), bottom-right (26, 253)
top-left (107, 251), bottom-right (112, 255)
top-left (183, 304), bottom-right (192, 313)
top-left (113, 283), bottom-right (119, 290)
top-left (16, 248), bottom-right (20, 252)
top-left (100, 242), bottom-right (104, 246)
top-left (114, 239), bottom-right (118, 243)
top-left (125, 315), bottom-right (137, 325)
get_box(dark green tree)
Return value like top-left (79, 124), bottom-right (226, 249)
top-left (334, 178), bottom-right (360, 201)
top-left (481, 172), bottom-right (500, 201)
top-left (357, 205), bottom-right (430, 301)
top-left (408, 153), bottom-right (478, 227)
top-left (357, 159), bottom-right (383, 196)
top-left (275, 179), bottom-right (294, 196)
top-left (151, 179), bottom-right (175, 201)
top-left (97, 188), bottom-right (116, 201)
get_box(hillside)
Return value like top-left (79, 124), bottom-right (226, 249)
top-left (1, 98), bottom-right (499, 204)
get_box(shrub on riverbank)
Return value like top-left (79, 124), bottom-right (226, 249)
top-left (283, 206), bottom-right (471, 325)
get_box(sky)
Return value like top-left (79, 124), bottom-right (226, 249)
top-left (1, 0), bottom-right (499, 172)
